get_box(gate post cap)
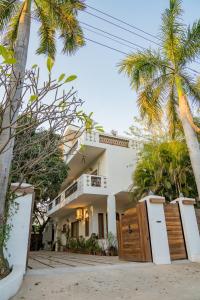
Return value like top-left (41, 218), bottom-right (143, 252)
top-left (171, 198), bottom-right (196, 205)
top-left (139, 195), bottom-right (165, 204)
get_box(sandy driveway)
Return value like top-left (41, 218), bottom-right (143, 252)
top-left (13, 256), bottom-right (200, 300)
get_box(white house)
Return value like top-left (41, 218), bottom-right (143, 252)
top-left (47, 126), bottom-right (141, 248)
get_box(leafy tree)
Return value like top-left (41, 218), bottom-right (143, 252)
top-left (0, 49), bottom-right (93, 276)
top-left (0, 0), bottom-right (85, 261)
top-left (132, 140), bottom-right (197, 202)
top-left (119, 0), bottom-right (200, 198)
top-left (11, 129), bottom-right (68, 235)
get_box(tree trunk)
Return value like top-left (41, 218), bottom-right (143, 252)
top-left (0, 0), bottom-right (31, 275)
top-left (175, 76), bottom-right (200, 199)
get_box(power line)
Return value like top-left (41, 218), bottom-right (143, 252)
top-left (85, 36), bottom-right (200, 75)
top-left (83, 26), bottom-right (138, 51)
top-left (80, 22), bottom-right (146, 50)
top-left (86, 4), bottom-right (162, 42)
top-left (84, 37), bottom-right (129, 55)
top-left (82, 10), bottom-right (162, 47)
top-left (31, 10), bottom-right (200, 74)
top-left (85, 4), bottom-right (200, 69)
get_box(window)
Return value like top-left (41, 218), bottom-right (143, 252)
top-left (98, 213), bottom-right (104, 238)
top-left (85, 217), bottom-right (89, 237)
top-left (71, 221), bottom-right (79, 238)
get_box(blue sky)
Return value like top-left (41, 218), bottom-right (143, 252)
top-left (27, 0), bottom-right (200, 134)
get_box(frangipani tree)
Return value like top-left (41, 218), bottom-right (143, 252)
top-left (119, 0), bottom-right (200, 198)
top-left (0, 0), bottom-right (85, 263)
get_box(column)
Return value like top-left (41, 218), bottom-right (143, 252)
top-left (107, 195), bottom-right (117, 236)
top-left (139, 196), bottom-right (171, 264)
top-left (172, 198), bottom-right (200, 262)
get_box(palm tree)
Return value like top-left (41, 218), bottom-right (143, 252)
top-left (0, 0), bottom-right (85, 275)
top-left (119, 0), bottom-right (200, 198)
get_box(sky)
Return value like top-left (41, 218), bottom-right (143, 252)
top-left (26, 0), bottom-right (200, 135)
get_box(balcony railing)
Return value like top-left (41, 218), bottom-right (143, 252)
top-left (99, 135), bottom-right (129, 148)
top-left (48, 174), bottom-right (108, 213)
top-left (65, 182), bottom-right (78, 198)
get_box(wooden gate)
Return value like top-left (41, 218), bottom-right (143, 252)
top-left (164, 203), bottom-right (187, 260)
top-left (118, 202), bottom-right (152, 262)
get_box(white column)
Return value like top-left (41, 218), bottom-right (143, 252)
top-left (107, 195), bottom-right (117, 236)
top-left (172, 198), bottom-right (200, 262)
top-left (4, 183), bottom-right (34, 274)
top-left (139, 196), bottom-right (171, 265)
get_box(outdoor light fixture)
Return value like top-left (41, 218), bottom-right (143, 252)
top-left (76, 208), bottom-right (83, 220)
top-left (84, 209), bottom-right (89, 219)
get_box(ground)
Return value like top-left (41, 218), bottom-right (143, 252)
top-left (12, 251), bottom-right (200, 300)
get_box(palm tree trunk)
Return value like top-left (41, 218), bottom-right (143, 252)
top-left (175, 76), bottom-right (200, 199)
top-left (0, 0), bottom-right (31, 275)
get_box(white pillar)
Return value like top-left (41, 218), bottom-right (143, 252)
top-left (107, 195), bottom-right (117, 236)
top-left (172, 198), bottom-right (200, 262)
top-left (4, 183), bottom-right (34, 274)
top-left (140, 196), bottom-right (171, 265)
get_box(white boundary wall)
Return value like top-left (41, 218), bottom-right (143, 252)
top-left (0, 183), bottom-right (34, 300)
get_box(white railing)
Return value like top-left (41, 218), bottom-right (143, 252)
top-left (48, 174), bottom-right (108, 213)
top-left (64, 131), bottom-right (141, 161)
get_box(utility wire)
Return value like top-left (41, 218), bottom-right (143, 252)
top-left (85, 5), bottom-right (200, 69)
top-left (86, 4), bottom-right (162, 41)
top-left (85, 36), bottom-right (200, 75)
top-left (82, 11), bottom-right (162, 47)
top-left (83, 27), bottom-right (138, 51)
top-left (84, 37), bottom-right (129, 55)
top-left (81, 22), bottom-right (146, 50)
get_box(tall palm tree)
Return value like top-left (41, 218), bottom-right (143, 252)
top-left (119, 0), bottom-right (200, 198)
top-left (0, 0), bottom-right (85, 275)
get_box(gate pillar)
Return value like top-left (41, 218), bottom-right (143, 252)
top-left (139, 196), bottom-right (171, 265)
top-left (172, 198), bottom-right (200, 262)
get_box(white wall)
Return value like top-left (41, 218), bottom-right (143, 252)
top-left (4, 185), bottom-right (34, 273)
top-left (1, 184), bottom-right (34, 300)
top-left (106, 146), bottom-right (137, 194)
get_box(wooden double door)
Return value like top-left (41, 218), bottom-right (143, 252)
top-left (164, 203), bottom-right (187, 260)
top-left (118, 201), bottom-right (187, 262)
top-left (118, 202), bottom-right (152, 262)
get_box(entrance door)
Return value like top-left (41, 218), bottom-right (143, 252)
top-left (118, 202), bottom-right (152, 262)
top-left (164, 203), bottom-right (187, 260)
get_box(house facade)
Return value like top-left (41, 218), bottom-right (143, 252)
top-left (47, 126), bottom-right (141, 249)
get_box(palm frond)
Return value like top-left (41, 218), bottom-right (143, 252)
top-left (5, 2), bottom-right (25, 47)
top-left (166, 82), bottom-right (179, 138)
top-left (161, 0), bottom-right (185, 63)
top-left (38, 0), bottom-right (85, 55)
top-left (137, 81), bottom-right (166, 124)
top-left (34, 0), bottom-right (56, 58)
top-left (181, 72), bottom-right (200, 106)
top-left (0, 0), bottom-right (20, 32)
top-left (118, 50), bottom-right (170, 91)
top-left (180, 20), bottom-right (200, 65)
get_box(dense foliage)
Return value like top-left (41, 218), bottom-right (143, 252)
top-left (133, 140), bottom-right (197, 201)
top-left (11, 128), bottom-right (68, 224)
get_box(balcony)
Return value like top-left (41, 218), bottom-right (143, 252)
top-left (48, 174), bottom-right (108, 216)
top-left (64, 131), bottom-right (141, 163)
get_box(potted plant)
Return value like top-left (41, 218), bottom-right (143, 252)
top-left (107, 232), bottom-right (118, 256)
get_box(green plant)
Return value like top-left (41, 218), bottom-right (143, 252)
top-left (119, 0), bottom-right (200, 199)
top-left (107, 232), bottom-right (118, 256)
top-left (133, 140), bottom-right (197, 201)
top-left (85, 233), bottom-right (101, 254)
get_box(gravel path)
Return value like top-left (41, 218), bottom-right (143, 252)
top-left (12, 261), bottom-right (200, 300)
